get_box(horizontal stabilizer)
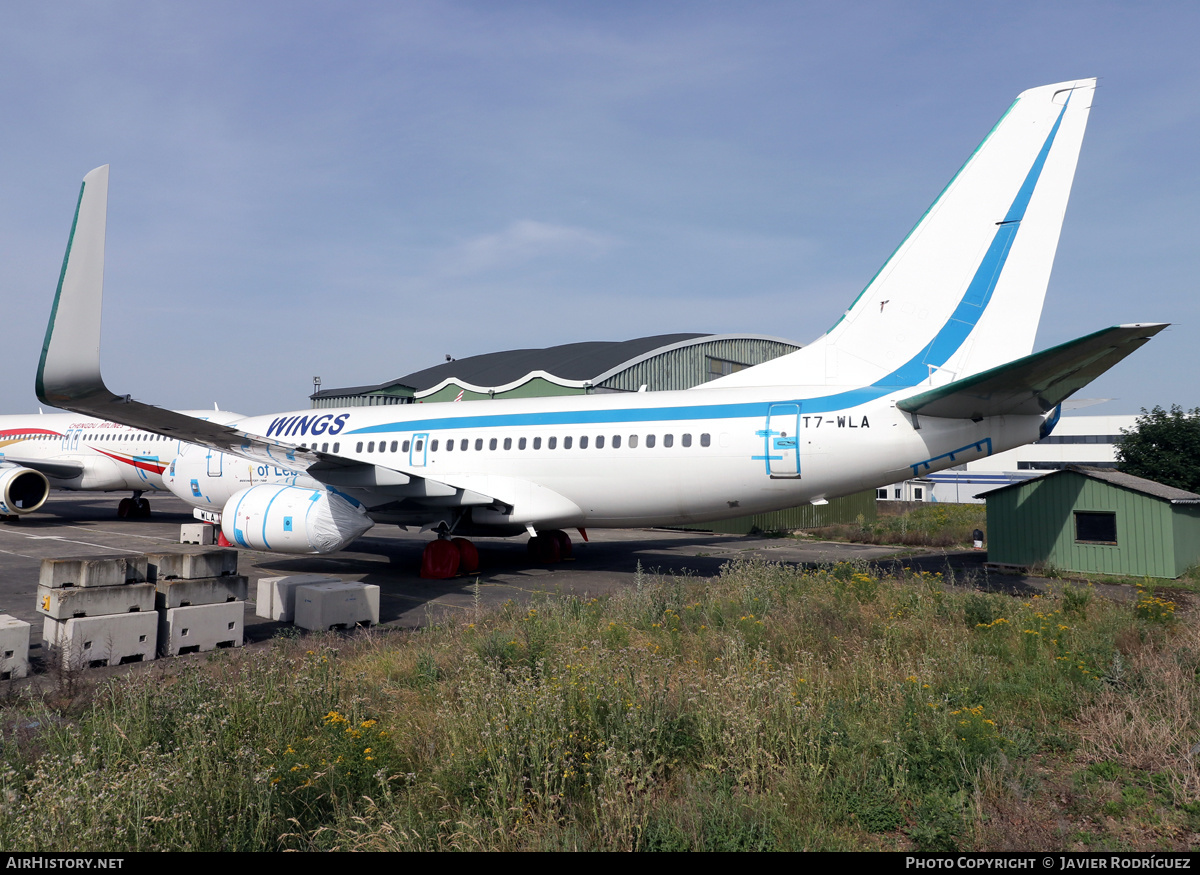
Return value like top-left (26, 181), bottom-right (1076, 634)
top-left (897, 323), bottom-right (1168, 420)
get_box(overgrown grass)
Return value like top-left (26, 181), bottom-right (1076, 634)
top-left (806, 503), bottom-right (987, 548)
top-left (1, 559), bottom-right (1196, 851)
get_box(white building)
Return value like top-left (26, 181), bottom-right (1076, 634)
top-left (877, 414), bottom-right (1137, 504)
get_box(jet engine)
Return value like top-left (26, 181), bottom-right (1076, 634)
top-left (0, 465), bottom-right (50, 515)
top-left (220, 484), bottom-right (373, 554)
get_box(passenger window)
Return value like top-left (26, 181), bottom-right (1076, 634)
top-left (518, 437), bottom-right (526, 450)
top-left (447, 440), bottom-right (454, 452)
top-left (322, 443), bottom-right (329, 452)
top-left (533, 437), bottom-right (542, 450)
top-left (391, 441), bottom-right (398, 452)
top-left (415, 440), bottom-right (423, 452)
top-left (682, 434), bottom-right (692, 447)
top-left (368, 441), bottom-right (375, 452)
top-left (646, 435), bottom-right (656, 448)
top-left (664, 434), bottom-right (673, 448)
top-left (548, 437), bottom-right (557, 449)
top-left (475, 439), bottom-right (483, 451)
top-left (629, 435), bottom-right (638, 448)
top-left (431, 440), bottom-right (438, 451)
top-left (489, 438), bottom-right (497, 450)
top-left (503, 437), bottom-right (512, 450)
top-left (356, 442), bottom-right (363, 452)
top-left (564, 436), bottom-right (573, 449)
top-left (579, 436), bottom-right (588, 449)
top-left (612, 435), bottom-right (621, 448)
top-left (333, 442), bottom-right (340, 453)
top-left (596, 435), bottom-right (604, 449)
top-left (701, 433), bottom-right (711, 447)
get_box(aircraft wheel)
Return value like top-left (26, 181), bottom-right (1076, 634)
top-left (548, 529), bottom-right (573, 559)
top-left (452, 537), bottom-right (479, 574)
top-left (421, 539), bottom-right (461, 579)
top-left (527, 533), bottom-right (561, 564)
top-left (135, 498), bottom-right (151, 519)
top-left (117, 498), bottom-right (133, 519)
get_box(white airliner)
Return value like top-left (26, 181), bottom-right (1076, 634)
top-left (0, 410), bottom-right (245, 518)
top-left (34, 79), bottom-right (1166, 577)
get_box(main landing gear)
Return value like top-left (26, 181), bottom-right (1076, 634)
top-left (420, 534), bottom-right (480, 580)
top-left (527, 529), bottom-right (575, 564)
top-left (116, 492), bottom-right (151, 520)
top-left (418, 526), bottom-right (586, 580)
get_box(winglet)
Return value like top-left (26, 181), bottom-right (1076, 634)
top-left (37, 165), bottom-right (112, 406)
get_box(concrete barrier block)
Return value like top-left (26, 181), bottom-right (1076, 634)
top-left (38, 582), bottom-right (157, 620)
top-left (0, 614), bottom-right (30, 679)
top-left (157, 602), bottom-right (244, 656)
top-left (255, 575), bottom-right (343, 621)
top-left (294, 582), bottom-right (380, 631)
top-left (42, 613), bottom-right (157, 669)
top-left (145, 546), bottom-right (239, 582)
top-left (39, 555), bottom-right (148, 589)
top-left (155, 575), bottom-right (248, 609)
top-left (180, 524), bottom-right (216, 546)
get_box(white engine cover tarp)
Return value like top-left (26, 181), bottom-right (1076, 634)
top-left (221, 484), bottom-right (372, 554)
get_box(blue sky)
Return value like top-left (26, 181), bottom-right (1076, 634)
top-left (1, 2), bottom-right (1197, 417)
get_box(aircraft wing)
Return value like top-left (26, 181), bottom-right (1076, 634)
top-left (0, 456), bottom-right (85, 479)
top-left (36, 166), bottom-right (509, 512)
top-left (897, 323), bottom-right (1168, 420)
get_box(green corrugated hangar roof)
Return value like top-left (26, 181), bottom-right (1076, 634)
top-left (311, 332), bottom-right (801, 406)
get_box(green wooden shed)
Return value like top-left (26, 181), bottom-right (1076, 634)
top-left (978, 466), bottom-right (1200, 578)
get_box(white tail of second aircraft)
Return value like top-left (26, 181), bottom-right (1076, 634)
top-left (700, 78), bottom-right (1096, 394)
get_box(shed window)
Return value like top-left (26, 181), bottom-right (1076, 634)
top-left (1075, 511), bottom-right (1117, 545)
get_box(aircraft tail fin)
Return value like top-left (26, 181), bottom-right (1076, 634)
top-left (701, 78), bottom-right (1097, 393)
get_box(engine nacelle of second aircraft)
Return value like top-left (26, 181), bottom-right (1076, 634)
top-left (0, 465), bottom-right (50, 515)
top-left (220, 484), bottom-right (373, 554)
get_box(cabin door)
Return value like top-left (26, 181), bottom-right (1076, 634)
top-left (764, 403), bottom-right (801, 479)
top-left (408, 433), bottom-right (429, 468)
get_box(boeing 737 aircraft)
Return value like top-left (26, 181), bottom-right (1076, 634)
top-left (35, 79), bottom-right (1166, 577)
top-left (0, 410), bottom-right (245, 518)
